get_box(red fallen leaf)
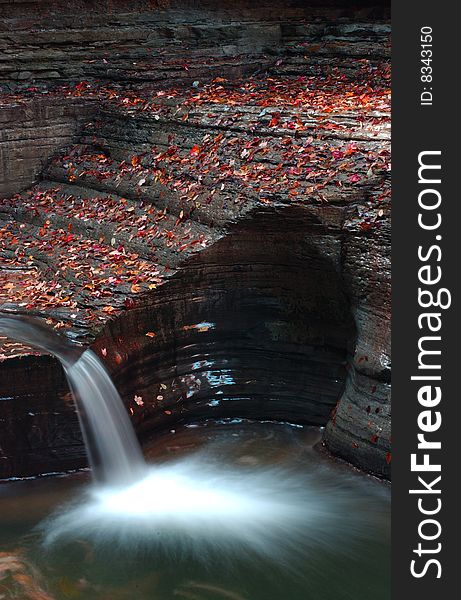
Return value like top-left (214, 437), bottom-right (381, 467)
top-left (182, 63), bottom-right (190, 71)
top-left (164, 410), bottom-right (172, 415)
top-left (102, 305), bottom-right (115, 313)
top-left (345, 144), bottom-right (358, 156)
top-left (370, 434), bottom-right (379, 444)
top-left (190, 145), bottom-right (200, 156)
top-left (349, 174), bottom-right (361, 183)
top-left (131, 155), bottom-right (141, 167)
top-left (124, 297), bottom-right (135, 309)
top-left (360, 221), bottom-right (373, 232)
top-left (352, 442), bottom-right (359, 449)
top-left (269, 112), bottom-right (280, 127)
top-left (134, 395), bottom-right (144, 406)
top-left (145, 331), bottom-right (156, 338)
top-left (114, 352), bottom-right (123, 365)
top-left (385, 452), bottom-right (392, 464)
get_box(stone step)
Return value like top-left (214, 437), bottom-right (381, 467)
top-left (2, 180), bottom-right (216, 262)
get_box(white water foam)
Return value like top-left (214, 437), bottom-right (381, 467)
top-left (1, 316), bottom-right (368, 563)
top-left (41, 456), bottom-right (350, 562)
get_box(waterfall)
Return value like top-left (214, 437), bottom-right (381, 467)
top-left (0, 314), bottom-right (145, 485)
top-left (0, 315), bottom-right (353, 561)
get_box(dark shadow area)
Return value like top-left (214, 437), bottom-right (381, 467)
top-left (103, 206), bottom-right (356, 434)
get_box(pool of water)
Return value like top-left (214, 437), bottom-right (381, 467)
top-left (0, 422), bottom-right (390, 600)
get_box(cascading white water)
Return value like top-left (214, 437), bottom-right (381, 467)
top-left (0, 314), bottom-right (373, 562)
top-left (0, 314), bottom-right (145, 485)
top-left (65, 350), bottom-right (145, 484)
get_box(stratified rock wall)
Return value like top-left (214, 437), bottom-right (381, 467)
top-left (94, 205), bottom-right (356, 433)
top-left (0, 0), bottom-right (390, 90)
top-left (325, 207), bottom-right (391, 476)
top-left (0, 0), bottom-right (390, 479)
top-left (0, 97), bottom-right (94, 196)
top-left (0, 353), bottom-right (84, 478)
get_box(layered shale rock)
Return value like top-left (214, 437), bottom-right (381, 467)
top-left (0, 0), bottom-right (389, 88)
top-left (0, 0), bottom-right (391, 479)
top-left (0, 96), bottom-right (94, 196)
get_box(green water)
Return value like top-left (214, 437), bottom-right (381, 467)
top-left (0, 423), bottom-right (390, 600)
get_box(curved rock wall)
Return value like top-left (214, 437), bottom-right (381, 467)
top-left (325, 209), bottom-right (391, 477)
top-left (0, 0), bottom-right (390, 479)
top-left (94, 206), bottom-right (356, 434)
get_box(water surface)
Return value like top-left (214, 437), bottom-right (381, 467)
top-left (0, 422), bottom-right (390, 600)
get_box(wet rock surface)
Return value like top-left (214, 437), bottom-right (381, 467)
top-left (0, 0), bottom-right (390, 479)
